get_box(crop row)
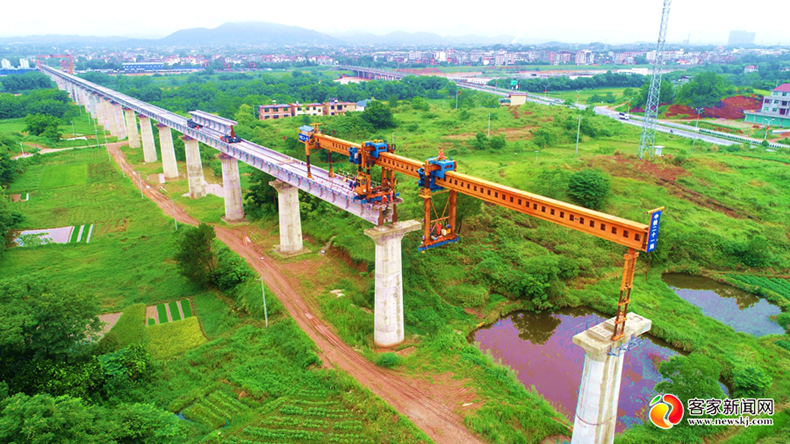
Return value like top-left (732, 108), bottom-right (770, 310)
top-left (260, 416), bottom-right (328, 429)
top-left (244, 426), bottom-right (323, 441)
top-left (223, 436), bottom-right (288, 444)
top-left (730, 275), bottom-right (790, 300)
top-left (182, 403), bottom-right (226, 428)
top-left (333, 421), bottom-right (364, 432)
top-left (279, 405), bottom-right (349, 419)
top-left (326, 433), bottom-right (374, 444)
top-left (207, 390), bottom-right (248, 414)
top-left (291, 399), bottom-right (341, 408)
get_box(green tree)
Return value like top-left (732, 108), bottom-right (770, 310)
top-left (234, 103), bottom-right (256, 125)
top-left (676, 72), bottom-right (731, 108)
top-left (388, 94), bottom-right (399, 108)
top-left (411, 96), bottom-right (429, 111)
top-left (489, 134), bottom-right (506, 150)
top-left (567, 169), bottom-right (609, 210)
top-left (23, 113), bottom-right (61, 136)
top-left (473, 132), bottom-right (488, 150)
top-left (0, 277), bottom-right (102, 362)
top-left (655, 354), bottom-right (725, 403)
top-left (244, 171), bottom-right (278, 219)
top-left (174, 223), bottom-right (217, 287)
top-left (0, 150), bottom-right (15, 185)
top-left (732, 365), bottom-right (772, 398)
top-left (361, 100), bottom-right (396, 129)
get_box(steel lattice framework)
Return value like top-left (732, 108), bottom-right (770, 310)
top-left (638, 0), bottom-right (672, 159)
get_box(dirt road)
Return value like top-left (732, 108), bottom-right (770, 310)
top-left (107, 145), bottom-right (486, 444)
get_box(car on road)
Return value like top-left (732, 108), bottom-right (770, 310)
top-left (618, 112), bottom-right (630, 121)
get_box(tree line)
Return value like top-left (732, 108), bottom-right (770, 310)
top-left (79, 70), bottom-right (458, 120)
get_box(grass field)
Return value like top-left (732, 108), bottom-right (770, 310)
top-left (180, 93), bottom-right (790, 443)
top-left (3, 142), bottom-right (434, 443)
top-left (2, 148), bottom-right (192, 311)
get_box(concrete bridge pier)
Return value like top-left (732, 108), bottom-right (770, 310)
top-left (156, 124), bottom-right (178, 179)
top-left (124, 108), bottom-right (140, 148)
top-left (268, 180), bottom-right (304, 255)
top-left (89, 94), bottom-right (98, 119)
top-left (105, 100), bottom-right (119, 137)
top-left (571, 313), bottom-right (652, 444)
top-left (182, 136), bottom-right (206, 199)
top-left (364, 220), bottom-right (421, 348)
top-left (98, 99), bottom-right (110, 131)
top-left (138, 116), bottom-right (158, 163)
top-left (113, 103), bottom-right (127, 140)
top-left (219, 154), bottom-right (245, 222)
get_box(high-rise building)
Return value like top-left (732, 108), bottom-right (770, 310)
top-left (0, 59), bottom-right (11, 69)
top-left (728, 30), bottom-right (756, 46)
top-left (19, 58), bottom-right (30, 68)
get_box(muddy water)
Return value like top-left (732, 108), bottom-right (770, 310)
top-left (662, 274), bottom-right (784, 336)
top-left (471, 307), bottom-right (679, 431)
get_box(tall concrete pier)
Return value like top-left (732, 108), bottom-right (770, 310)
top-left (571, 313), bottom-right (652, 444)
top-left (364, 221), bottom-right (421, 348)
top-left (219, 154), bottom-right (245, 222)
top-left (124, 108), bottom-right (140, 148)
top-left (182, 136), bottom-right (206, 199)
top-left (156, 124), bottom-right (179, 179)
top-left (138, 116), bottom-right (157, 163)
top-left (269, 180), bottom-right (304, 255)
top-left (112, 103), bottom-right (127, 139)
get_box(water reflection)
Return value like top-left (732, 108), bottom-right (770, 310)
top-left (662, 274), bottom-right (783, 336)
top-left (472, 307), bottom-right (679, 431)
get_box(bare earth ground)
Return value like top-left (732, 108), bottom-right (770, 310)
top-left (146, 305), bottom-right (159, 325)
top-left (108, 143), bottom-right (486, 444)
top-left (97, 312), bottom-right (122, 338)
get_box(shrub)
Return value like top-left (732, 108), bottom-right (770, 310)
top-left (732, 365), bottom-right (772, 398)
top-left (375, 353), bottom-right (401, 368)
top-left (567, 169), bottom-right (610, 210)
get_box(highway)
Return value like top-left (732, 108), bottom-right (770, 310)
top-left (342, 65), bottom-right (790, 150)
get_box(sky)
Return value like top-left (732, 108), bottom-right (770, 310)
top-left (1, 0), bottom-right (787, 44)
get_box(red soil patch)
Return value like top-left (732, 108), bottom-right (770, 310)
top-left (510, 107), bottom-right (521, 119)
top-left (665, 95), bottom-right (762, 120)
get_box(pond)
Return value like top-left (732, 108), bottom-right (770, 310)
top-left (662, 274), bottom-right (784, 337)
top-left (471, 307), bottom-right (680, 431)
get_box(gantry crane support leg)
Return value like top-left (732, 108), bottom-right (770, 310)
top-left (327, 151), bottom-right (334, 178)
top-left (611, 248), bottom-right (639, 341)
top-left (306, 144), bottom-right (314, 179)
top-left (449, 190), bottom-right (457, 234)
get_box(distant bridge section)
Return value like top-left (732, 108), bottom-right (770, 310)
top-left (41, 64), bottom-right (391, 226)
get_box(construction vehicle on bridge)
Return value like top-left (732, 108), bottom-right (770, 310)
top-left (299, 124), bottom-right (663, 341)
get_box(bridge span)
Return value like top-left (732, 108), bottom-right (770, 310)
top-left (42, 65), bottom-right (412, 347)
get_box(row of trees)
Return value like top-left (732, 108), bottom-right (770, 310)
top-left (0, 88), bottom-right (73, 119)
top-left (79, 70), bottom-right (458, 120)
top-left (0, 72), bottom-right (54, 93)
top-left (490, 70), bottom-right (647, 93)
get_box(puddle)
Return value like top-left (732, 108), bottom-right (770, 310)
top-left (662, 274), bottom-right (784, 336)
top-left (471, 307), bottom-right (681, 431)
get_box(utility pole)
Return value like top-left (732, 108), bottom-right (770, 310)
top-left (455, 89), bottom-right (459, 109)
top-left (692, 107), bottom-right (704, 152)
top-left (576, 115), bottom-right (582, 155)
top-left (764, 118), bottom-right (775, 142)
top-left (137, 171), bottom-right (144, 198)
top-left (172, 200), bottom-right (178, 231)
top-left (260, 277), bottom-right (269, 328)
top-left (488, 113), bottom-right (491, 137)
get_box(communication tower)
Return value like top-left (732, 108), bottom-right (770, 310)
top-left (638, 0), bottom-right (672, 159)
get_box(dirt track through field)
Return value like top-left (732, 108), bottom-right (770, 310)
top-left (107, 144), bottom-right (486, 444)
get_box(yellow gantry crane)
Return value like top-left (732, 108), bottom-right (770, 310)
top-left (299, 125), bottom-right (664, 340)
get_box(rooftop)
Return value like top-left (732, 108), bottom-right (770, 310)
top-left (773, 83), bottom-right (790, 93)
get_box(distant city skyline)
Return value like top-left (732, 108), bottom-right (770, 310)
top-left (1, 0), bottom-right (786, 45)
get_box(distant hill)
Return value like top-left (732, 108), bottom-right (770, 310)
top-left (332, 31), bottom-right (521, 46)
top-left (153, 22), bottom-right (340, 47)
